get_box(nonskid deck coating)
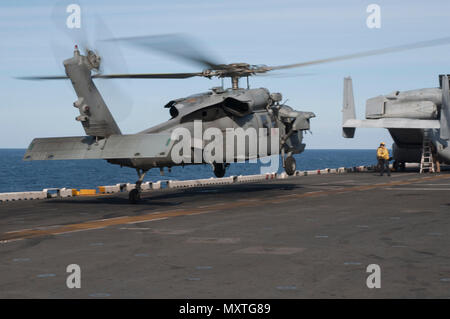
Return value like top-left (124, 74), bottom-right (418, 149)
top-left (0, 172), bottom-right (449, 298)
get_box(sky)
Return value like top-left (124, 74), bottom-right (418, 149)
top-left (1, 0), bottom-right (450, 149)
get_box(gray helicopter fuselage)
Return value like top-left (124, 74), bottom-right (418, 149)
top-left (109, 87), bottom-right (314, 170)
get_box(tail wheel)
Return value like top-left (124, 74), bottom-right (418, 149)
top-left (284, 156), bottom-right (296, 176)
top-left (213, 163), bottom-right (226, 178)
top-left (128, 188), bottom-right (141, 204)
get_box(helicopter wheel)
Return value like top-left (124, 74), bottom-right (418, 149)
top-left (128, 188), bottom-right (141, 204)
top-left (284, 156), bottom-right (296, 176)
top-left (393, 160), bottom-right (399, 171)
top-left (213, 163), bottom-right (226, 178)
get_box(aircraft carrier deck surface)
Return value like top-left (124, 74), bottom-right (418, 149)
top-left (1, 171), bottom-right (449, 298)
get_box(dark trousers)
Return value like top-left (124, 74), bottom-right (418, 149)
top-left (378, 158), bottom-right (390, 176)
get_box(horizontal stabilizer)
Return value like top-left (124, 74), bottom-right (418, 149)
top-left (343, 118), bottom-right (440, 129)
top-left (24, 134), bottom-right (174, 161)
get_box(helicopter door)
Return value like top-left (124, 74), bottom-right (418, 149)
top-left (257, 113), bottom-right (275, 156)
top-left (233, 114), bottom-right (259, 161)
top-left (259, 114), bottom-right (270, 133)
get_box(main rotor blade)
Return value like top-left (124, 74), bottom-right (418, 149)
top-left (268, 36), bottom-right (450, 71)
top-left (16, 76), bottom-right (69, 80)
top-left (18, 72), bottom-right (203, 80)
top-left (254, 72), bottom-right (316, 78)
top-left (92, 72), bottom-right (203, 79)
top-left (104, 34), bottom-right (222, 69)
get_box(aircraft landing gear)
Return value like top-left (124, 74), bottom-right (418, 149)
top-left (400, 161), bottom-right (406, 171)
top-left (284, 155), bottom-right (296, 176)
top-left (129, 168), bottom-right (148, 204)
top-left (128, 188), bottom-right (140, 204)
top-left (213, 163), bottom-right (226, 178)
top-left (393, 160), bottom-right (406, 172)
top-left (393, 160), bottom-right (399, 171)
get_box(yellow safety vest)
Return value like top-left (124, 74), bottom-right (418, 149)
top-left (377, 147), bottom-right (389, 160)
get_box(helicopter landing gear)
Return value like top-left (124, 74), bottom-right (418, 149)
top-left (393, 160), bottom-right (406, 172)
top-left (393, 160), bottom-right (399, 171)
top-left (213, 163), bottom-right (226, 178)
top-left (129, 188), bottom-right (141, 204)
top-left (129, 168), bottom-right (148, 204)
top-left (284, 155), bottom-right (296, 176)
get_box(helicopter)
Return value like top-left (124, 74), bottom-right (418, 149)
top-left (20, 34), bottom-right (450, 203)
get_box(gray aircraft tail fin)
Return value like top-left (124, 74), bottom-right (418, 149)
top-left (440, 75), bottom-right (450, 140)
top-left (342, 76), bottom-right (356, 138)
top-left (64, 47), bottom-right (121, 138)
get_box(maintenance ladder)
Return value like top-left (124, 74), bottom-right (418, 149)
top-left (420, 130), bottom-right (435, 173)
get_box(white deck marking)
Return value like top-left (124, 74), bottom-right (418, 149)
top-left (126, 217), bottom-right (168, 224)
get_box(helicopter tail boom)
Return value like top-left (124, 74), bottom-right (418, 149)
top-left (64, 47), bottom-right (122, 138)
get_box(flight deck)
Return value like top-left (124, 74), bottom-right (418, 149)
top-left (0, 171), bottom-right (449, 298)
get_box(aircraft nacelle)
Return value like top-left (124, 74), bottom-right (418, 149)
top-left (366, 97), bottom-right (438, 120)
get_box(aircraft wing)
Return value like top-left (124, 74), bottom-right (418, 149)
top-left (343, 118), bottom-right (440, 129)
top-left (23, 134), bottom-right (174, 161)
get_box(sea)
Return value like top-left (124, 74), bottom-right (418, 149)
top-left (0, 149), bottom-right (376, 193)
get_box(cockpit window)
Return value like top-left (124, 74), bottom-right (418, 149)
top-left (164, 100), bottom-right (177, 108)
top-left (169, 106), bottom-right (179, 118)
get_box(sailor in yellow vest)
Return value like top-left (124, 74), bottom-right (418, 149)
top-left (376, 142), bottom-right (391, 176)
